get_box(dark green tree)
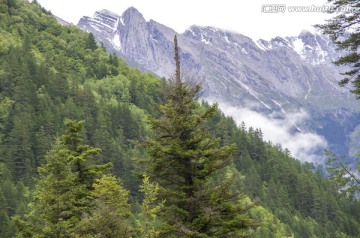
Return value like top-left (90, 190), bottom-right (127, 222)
top-left (0, 188), bottom-right (15, 237)
top-left (8, 111), bottom-right (35, 183)
top-left (143, 35), bottom-right (256, 237)
top-left (316, 0), bottom-right (360, 96)
top-left (86, 32), bottom-right (98, 51)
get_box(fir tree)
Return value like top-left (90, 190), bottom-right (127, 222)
top-left (15, 119), bottom-right (112, 237)
top-left (325, 150), bottom-right (360, 198)
top-left (316, 0), bottom-right (360, 97)
top-left (86, 32), bottom-right (98, 51)
top-left (143, 35), bottom-right (256, 237)
top-left (75, 174), bottom-right (133, 237)
top-left (136, 175), bottom-right (166, 238)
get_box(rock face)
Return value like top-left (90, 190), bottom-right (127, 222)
top-left (77, 8), bottom-right (360, 162)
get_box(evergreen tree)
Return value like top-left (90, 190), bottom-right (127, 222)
top-left (136, 175), bottom-right (166, 238)
top-left (60, 119), bottom-right (111, 191)
top-left (0, 188), bottom-right (13, 237)
top-left (33, 139), bottom-right (80, 237)
top-left (143, 35), bottom-right (256, 237)
top-left (86, 33), bottom-right (98, 51)
top-left (316, 0), bottom-right (360, 96)
top-left (15, 119), bottom-right (112, 237)
top-left (325, 150), bottom-right (360, 198)
top-left (75, 174), bottom-right (133, 237)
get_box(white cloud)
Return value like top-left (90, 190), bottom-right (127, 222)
top-left (215, 102), bottom-right (328, 164)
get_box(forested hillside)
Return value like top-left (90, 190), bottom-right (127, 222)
top-left (0, 0), bottom-right (359, 237)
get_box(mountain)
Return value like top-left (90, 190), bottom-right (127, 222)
top-left (77, 8), bottom-right (360, 163)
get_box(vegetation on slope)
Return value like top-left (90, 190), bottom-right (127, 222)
top-left (0, 0), bottom-right (359, 237)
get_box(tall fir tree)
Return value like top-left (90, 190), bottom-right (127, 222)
top-left (143, 35), bottom-right (256, 237)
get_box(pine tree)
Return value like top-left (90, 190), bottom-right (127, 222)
top-left (15, 119), bottom-right (112, 237)
top-left (33, 138), bottom-right (80, 237)
top-left (316, 0), bottom-right (360, 97)
top-left (0, 188), bottom-right (13, 237)
top-left (60, 119), bottom-right (111, 191)
top-left (86, 32), bottom-right (98, 51)
top-left (136, 175), bottom-right (167, 238)
top-left (325, 150), bottom-right (360, 198)
top-left (75, 174), bottom-right (133, 237)
top-left (8, 111), bottom-right (35, 183)
top-left (143, 35), bottom-right (256, 237)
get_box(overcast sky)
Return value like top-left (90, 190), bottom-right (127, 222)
top-left (36, 0), bottom-right (333, 40)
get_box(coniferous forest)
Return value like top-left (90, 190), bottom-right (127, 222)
top-left (0, 0), bottom-right (359, 237)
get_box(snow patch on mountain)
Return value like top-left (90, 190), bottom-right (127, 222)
top-left (199, 29), bottom-right (212, 45)
top-left (111, 33), bottom-right (121, 50)
top-left (271, 37), bottom-right (291, 47)
top-left (120, 17), bottom-right (125, 26)
top-left (254, 40), bottom-right (268, 51)
top-left (222, 33), bottom-right (231, 44)
top-left (289, 30), bottom-right (333, 65)
top-left (292, 38), bottom-right (306, 60)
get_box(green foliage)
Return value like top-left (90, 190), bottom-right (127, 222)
top-left (315, 0), bottom-right (360, 97)
top-left (75, 174), bottom-right (133, 237)
top-left (325, 150), bottom-right (360, 198)
top-left (249, 203), bottom-right (293, 238)
top-left (0, 163), bottom-right (27, 237)
top-left (85, 32), bottom-right (97, 51)
top-left (29, 139), bottom-right (80, 237)
top-left (0, 188), bottom-right (15, 237)
top-left (141, 36), bottom-right (256, 237)
top-left (136, 175), bottom-right (167, 238)
top-left (14, 120), bottom-right (113, 237)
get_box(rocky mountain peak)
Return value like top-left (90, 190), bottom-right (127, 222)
top-left (95, 9), bottom-right (120, 29)
top-left (290, 30), bottom-right (338, 65)
top-left (122, 7), bottom-right (145, 25)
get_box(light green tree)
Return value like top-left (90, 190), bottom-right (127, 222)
top-left (75, 174), bottom-right (133, 237)
top-left (136, 175), bottom-right (167, 238)
top-left (15, 119), bottom-right (112, 237)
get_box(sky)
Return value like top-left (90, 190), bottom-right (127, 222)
top-left (36, 0), bottom-right (333, 40)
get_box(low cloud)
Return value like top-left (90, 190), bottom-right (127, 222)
top-left (214, 101), bottom-right (328, 164)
